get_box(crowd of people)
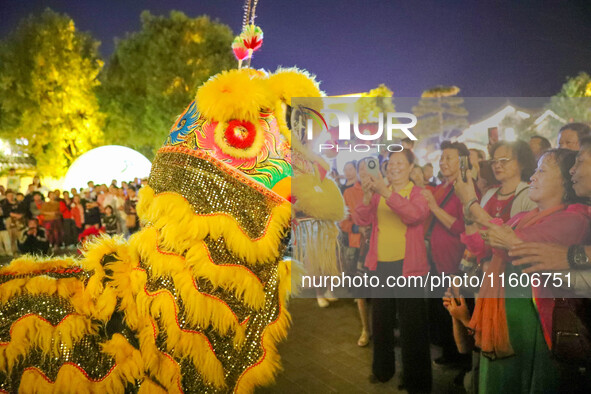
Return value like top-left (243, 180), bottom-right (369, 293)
top-left (0, 175), bottom-right (147, 256)
top-left (330, 123), bottom-right (591, 393)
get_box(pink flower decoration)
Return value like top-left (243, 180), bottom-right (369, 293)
top-left (232, 37), bottom-right (249, 61)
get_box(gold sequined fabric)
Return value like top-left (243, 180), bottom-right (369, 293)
top-left (0, 269), bottom-right (120, 393)
top-left (0, 143), bottom-right (291, 393)
top-left (139, 250), bottom-right (283, 393)
top-left (149, 146), bottom-right (286, 240)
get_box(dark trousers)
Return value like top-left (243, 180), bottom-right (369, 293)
top-left (372, 261), bottom-right (432, 392)
top-left (63, 219), bottom-right (77, 245)
top-left (18, 237), bottom-right (49, 255)
top-left (428, 284), bottom-right (461, 360)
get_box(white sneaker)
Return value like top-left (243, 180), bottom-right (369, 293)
top-left (317, 297), bottom-right (329, 308)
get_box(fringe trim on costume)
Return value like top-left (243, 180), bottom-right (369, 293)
top-left (19, 334), bottom-right (143, 394)
top-left (0, 236), bottom-right (125, 320)
top-left (137, 318), bottom-right (193, 393)
top-left (233, 265), bottom-right (292, 393)
top-left (131, 227), bottom-right (245, 341)
top-left (0, 313), bottom-right (95, 372)
top-left (18, 333), bottom-right (144, 393)
top-left (137, 377), bottom-right (169, 394)
top-left (135, 286), bottom-right (226, 389)
top-left (293, 219), bottom-right (341, 276)
top-left (137, 186), bottom-right (291, 264)
top-left (0, 256), bottom-right (76, 275)
top-left (0, 275), bottom-right (117, 323)
top-left (0, 238), bottom-right (124, 323)
top-left (185, 242), bottom-right (266, 311)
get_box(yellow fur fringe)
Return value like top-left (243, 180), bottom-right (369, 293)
top-left (0, 313), bottom-right (95, 372)
top-left (0, 256), bottom-right (75, 275)
top-left (136, 186), bottom-right (291, 264)
top-left (131, 227), bottom-right (246, 341)
top-left (132, 271), bottom-right (226, 389)
top-left (268, 67), bottom-right (323, 145)
top-left (267, 67), bottom-right (323, 107)
top-left (196, 69), bottom-right (274, 125)
top-left (136, 318), bottom-right (185, 393)
top-left (184, 242), bottom-right (266, 311)
top-left (17, 334), bottom-right (142, 394)
top-left (137, 377), bottom-right (169, 394)
top-left (233, 263), bottom-right (293, 393)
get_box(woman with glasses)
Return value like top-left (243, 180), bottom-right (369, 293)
top-left (453, 149), bottom-right (591, 393)
top-left (474, 141), bottom-right (537, 221)
top-left (449, 140), bottom-right (537, 392)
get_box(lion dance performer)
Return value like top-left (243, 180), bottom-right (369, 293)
top-left (0, 14), bottom-right (343, 394)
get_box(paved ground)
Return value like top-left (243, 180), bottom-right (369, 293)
top-left (258, 297), bottom-right (467, 393)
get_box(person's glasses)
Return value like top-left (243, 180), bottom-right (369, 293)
top-left (491, 158), bottom-right (514, 166)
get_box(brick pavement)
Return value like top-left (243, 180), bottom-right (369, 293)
top-left (258, 297), bottom-right (467, 393)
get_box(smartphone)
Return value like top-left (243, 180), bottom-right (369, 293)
top-left (365, 157), bottom-right (381, 180)
top-left (460, 156), bottom-right (469, 182)
top-left (479, 160), bottom-right (497, 186)
top-left (488, 127), bottom-right (499, 146)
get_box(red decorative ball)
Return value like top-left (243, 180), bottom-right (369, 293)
top-left (224, 120), bottom-right (257, 149)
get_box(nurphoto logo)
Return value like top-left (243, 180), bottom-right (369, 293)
top-left (303, 106), bottom-right (418, 153)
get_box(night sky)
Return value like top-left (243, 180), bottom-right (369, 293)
top-left (1, 0), bottom-right (591, 104)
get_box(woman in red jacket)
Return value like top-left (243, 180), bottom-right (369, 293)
top-left (356, 150), bottom-right (432, 391)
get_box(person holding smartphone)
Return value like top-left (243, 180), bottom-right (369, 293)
top-left (421, 141), bottom-right (476, 367)
top-left (356, 151), bottom-right (432, 391)
top-left (453, 149), bottom-right (590, 393)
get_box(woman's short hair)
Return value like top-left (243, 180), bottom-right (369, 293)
top-left (530, 135), bottom-right (551, 151)
top-left (543, 148), bottom-right (579, 204)
top-left (559, 122), bottom-right (591, 141)
top-left (490, 140), bottom-right (536, 182)
top-left (440, 140), bottom-right (471, 169)
top-left (580, 136), bottom-right (591, 154)
top-left (440, 140), bottom-right (470, 157)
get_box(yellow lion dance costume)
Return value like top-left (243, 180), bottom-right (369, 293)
top-left (0, 59), bottom-right (343, 392)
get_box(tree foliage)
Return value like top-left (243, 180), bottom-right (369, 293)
top-left (547, 72), bottom-right (591, 127)
top-left (355, 84), bottom-right (395, 123)
top-left (0, 9), bottom-right (104, 176)
top-left (503, 72), bottom-right (591, 141)
top-left (99, 11), bottom-right (236, 158)
top-left (411, 85), bottom-right (468, 138)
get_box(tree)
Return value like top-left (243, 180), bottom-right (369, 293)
top-left (504, 72), bottom-right (591, 141)
top-left (546, 72), bottom-right (591, 129)
top-left (355, 84), bottom-right (395, 123)
top-left (354, 84), bottom-right (395, 145)
top-left (99, 11), bottom-right (236, 158)
top-left (411, 85), bottom-right (468, 138)
top-left (0, 9), bottom-right (104, 176)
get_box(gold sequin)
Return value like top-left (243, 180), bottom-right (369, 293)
top-left (148, 148), bottom-right (283, 240)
